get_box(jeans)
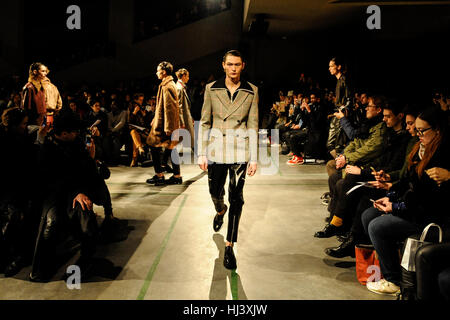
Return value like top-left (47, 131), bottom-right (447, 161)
top-left (361, 207), bottom-right (420, 285)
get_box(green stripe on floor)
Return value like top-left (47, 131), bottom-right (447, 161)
top-left (136, 194), bottom-right (188, 300)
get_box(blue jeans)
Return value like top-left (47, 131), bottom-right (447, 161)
top-left (361, 207), bottom-right (420, 285)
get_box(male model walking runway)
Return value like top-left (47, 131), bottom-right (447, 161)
top-left (198, 50), bottom-right (258, 269)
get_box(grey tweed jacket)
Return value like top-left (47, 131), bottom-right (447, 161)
top-left (198, 77), bottom-right (258, 164)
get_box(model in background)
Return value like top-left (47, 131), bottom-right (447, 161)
top-left (146, 61), bottom-right (182, 186)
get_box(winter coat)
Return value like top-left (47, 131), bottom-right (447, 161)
top-left (146, 76), bottom-right (180, 148)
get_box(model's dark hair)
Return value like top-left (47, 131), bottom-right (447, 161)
top-left (330, 56), bottom-right (347, 74)
top-left (158, 61), bottom-right (173, 76)
top-left (223, 50), bottom-right (244, 63)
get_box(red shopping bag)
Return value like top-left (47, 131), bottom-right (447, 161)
top-left (355, 244), bottom-right (383, 285)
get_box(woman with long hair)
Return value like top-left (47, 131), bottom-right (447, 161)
top-left (361, 106), bottom-right (450, 296)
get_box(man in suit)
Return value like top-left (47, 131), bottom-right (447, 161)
top-left (198, 50), bottom-right (258, 270)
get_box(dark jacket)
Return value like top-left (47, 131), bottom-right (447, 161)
top-left (389, 137), bottom-right (450, 228)
top-left (361, 127), bottom-right (411, 176)
top-left (85, 110), bottom-right (108, 136)
top-left (21, 81), bottom-right (46, 125)
top-left (38, 136), bottom-right (99, 201)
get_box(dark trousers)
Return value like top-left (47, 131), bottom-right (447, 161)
top-left (31, 192), bottom-right (98, 276)
top-left (286, 129), bottom-right (308, 156)
top-left (361, 207), bottom-right (420, 285)
top-left (151, 147), bottom-right (181, 175)
top-left (208, 163), bottom-right (247, 243)
top-left (416, 243), bottom-right (450, 300)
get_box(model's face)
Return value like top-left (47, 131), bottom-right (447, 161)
top-left (156, 66), bottom-right (166, 80)
top-left (222, 55), bottom-right (244, 81)
top-left (329, 61), bottom-right (339, 76)
top-left (366, 98), bottom-right (381, 119)
top-left (34, 66), bottom-right (48, 80)
top-left (415, 118), bottom-right (437, 146)
top-left (405, 115), bottom-right (416, 136)
top-left (182, 73), bottom-right (190, 84)
top-left (383, 109), bottom-right (402, 128)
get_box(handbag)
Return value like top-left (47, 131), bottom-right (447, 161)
top-left (355, 244), bottom-right (382, 285)
top-left (400, 223), bottom-right (442, 272)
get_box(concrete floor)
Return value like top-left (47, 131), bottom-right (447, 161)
top-left (0, 150), bottom-right (394, 300)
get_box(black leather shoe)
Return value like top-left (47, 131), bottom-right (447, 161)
top-left (166, 175), bottom-right (183, 185)
top-left (314, 224), bottom-right (344, 238)
top-left (325, 234), bottom-right (356, 258)
top-left (146, 175), bottom-right (165, 186)
top-left (213, 205), bottom-right (228, 232)
top-left (223, 246), bottom-right (237, 270)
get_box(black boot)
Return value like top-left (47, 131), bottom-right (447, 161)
top-left (224, 245), bottom-right (237, 270)
top-left (146, 174), bottom-right (165, 186)
top-left (325, 233), bottom-right (356, 258)
top-left (314, 224), bottom-right (344, 238)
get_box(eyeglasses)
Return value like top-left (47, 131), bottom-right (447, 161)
top-left (414, 127), bottom-right (433, 136)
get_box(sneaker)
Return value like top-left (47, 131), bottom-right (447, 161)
top-left (366, 279), bottom-right (400, 296)
top-left (303, 158), bottom-right (316, 164)
top-left (321, 199), bottom-right (330, 206)
top-left (287, 156), bottom-right (304, 165)
top-left (287, 152), bottom-right (294, 157)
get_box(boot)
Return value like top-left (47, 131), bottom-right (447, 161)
top-left (325, 232), bottom-right (356, 258)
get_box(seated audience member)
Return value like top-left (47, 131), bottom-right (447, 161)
top-left (285, 94), bottom-right (318, 164)
top-left (129, 93), bottom-right (152, 167)
top-left (106, 100), bottom-right (128, 165)
top-left (0, 108), bottom-right (45, 277)
top-left (361, 106), bottom-right (450, 296)
top-left (314, 95), bottom-right (387, 238)
top-left (29, 112), bottom-right (108, 282)
top-left (84, 100), bottom-right (109, 161)
top-left (324, 100), bottom-right (412, 257)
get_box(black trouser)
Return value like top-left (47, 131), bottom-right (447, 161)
top-left (151, 147), bottom-right (181, 175)
top-left (286, 129), bottom-right (308, 157)
top-left (416, 242), bottom-right (450, 300)
top-left (208, 163), bottom-right (247, 243)
top-left (31, 192), bottom-right (98, 276)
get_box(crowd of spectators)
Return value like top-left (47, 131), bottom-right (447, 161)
top-left (1, 56), bottom-right (450, 300)
top-left (261, 58), bottom-right (450, 299)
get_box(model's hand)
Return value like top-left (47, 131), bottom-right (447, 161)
top-left (198, 155), bottom-right (208, 171)
top-left (133, 106), bottom-right (140, 115)
top-left (91, 126), bottom-right (100, 137)
top-left (345, 165), bottom-right (361, 175)
top-left (247, 162), bottom-right (257, 176)
top-left (73, 193), bottom-right (93, 211)
top-left (426, 167), bottom-right (450, 186)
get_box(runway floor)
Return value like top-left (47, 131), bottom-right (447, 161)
top-left (0, 152), bottom-right (394, 300)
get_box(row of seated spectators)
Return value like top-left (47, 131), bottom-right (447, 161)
top-left (263, 68), bottom-right (450, 299)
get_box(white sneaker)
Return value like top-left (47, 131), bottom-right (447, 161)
top-left (366, 279), bottom-right (400, 296)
